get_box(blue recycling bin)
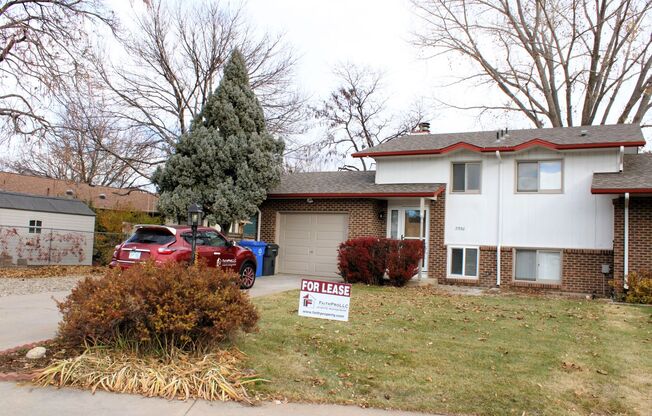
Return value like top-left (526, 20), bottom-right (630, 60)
top-left (238, 240), bottom-right (266, 277)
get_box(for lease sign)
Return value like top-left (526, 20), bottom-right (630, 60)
top-left (298, 279), bottom-right (351, 322)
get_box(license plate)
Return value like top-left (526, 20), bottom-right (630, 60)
top-left (128, 251), bottom-right (141, 260)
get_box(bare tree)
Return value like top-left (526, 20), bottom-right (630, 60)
top-left (0, 0), bottom-right (117, 139)
top-left (92, 0), bottom-right (305, 165)
top-left (313, 64), bottom-right (427, 171)
top-left (4, 77), bottom-right (156, 188)
top-left (412, 0), bottom-right (652, 127)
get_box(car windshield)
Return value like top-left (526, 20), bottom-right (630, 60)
top-left (127, 228), bottom-right (175, 245)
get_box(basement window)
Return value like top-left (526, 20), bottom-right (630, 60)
top-left (514, 249), bottom-right (561, 283)
top-left (452, 162), bottom-right (481, 193)
top-left (448, 246), bottom-right (479, 278)
top-left (28, 220), bottom-right (42, 234)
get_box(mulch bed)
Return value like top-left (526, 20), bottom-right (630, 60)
top-left (0, 266), bottom-right (107, 279)
top-left (0, 339), bottom-right (79, 381)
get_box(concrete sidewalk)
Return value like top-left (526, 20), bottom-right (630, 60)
top-left (0, 382), bottom-right (433, 416)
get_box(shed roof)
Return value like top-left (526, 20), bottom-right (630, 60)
top-left (0, 191), bottom-right (96, 216)
top-left (267, 171), bottom-right (444, 198)
top-left (353, 124), bottom-right (645, 158)
top-left (592, 154), bottom-right (652, 194)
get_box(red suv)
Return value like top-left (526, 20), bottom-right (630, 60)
top-left (109, 225), bottom-right (258, 289)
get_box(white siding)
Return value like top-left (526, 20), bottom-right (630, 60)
top-left (0, 208), bottom-right (95, 265)
top-left (375, 148), bottom-right (621, 250)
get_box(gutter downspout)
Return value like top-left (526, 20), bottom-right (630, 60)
top-left (418, 197), bottom-right (425, 280)
top-left (495, 151), bottom-right (503, 286)
top-left (256, 209), bottom-right (262, 241)
top-left (624, 192), bottom-right (630, 290)
top-left (619, 146), bottom-right (624, 172)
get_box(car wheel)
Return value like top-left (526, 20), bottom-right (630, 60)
top-left (240, 262), bottom-right (256, 289)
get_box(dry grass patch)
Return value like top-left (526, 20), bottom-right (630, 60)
top-left (238, 285), bottom-right (652, 415)
top-left (36, 347), bottom-right (265, 402)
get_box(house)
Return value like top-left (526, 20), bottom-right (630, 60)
top-left (0, 191), bottom-right (96, 266)
top-left (0, 172), bottom-right (158, 214)
top-left (261, 123), bottom-right (647, 295)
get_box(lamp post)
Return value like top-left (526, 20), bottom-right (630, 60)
top-left (187, 203), bottom-right (203, 265)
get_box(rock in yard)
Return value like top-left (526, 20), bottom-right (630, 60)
top-left (26, 347), bottom-right (46, 360)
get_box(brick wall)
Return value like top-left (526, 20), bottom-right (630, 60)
top-left (259, 198), bottom-right (387, 243)
top-left (437, 243), bottom-right (612, 295)
top-left (613, 197), bottom-right (652, 291)
top-left (427, 192), bottom-right (447, 281)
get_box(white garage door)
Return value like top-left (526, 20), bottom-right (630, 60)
top-left (278, 213), bottom-right (348, 276)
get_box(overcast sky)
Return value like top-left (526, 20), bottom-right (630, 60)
top-left (242, 0), bottom-right (517, 134)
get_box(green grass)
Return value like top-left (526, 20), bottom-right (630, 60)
top-left (236, 286), bottom-right (652, 415)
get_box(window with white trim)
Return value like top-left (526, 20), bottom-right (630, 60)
top-left (452, 162), bottom-right (481, 193)
top-left (517, 160), bottom-right (562, 192)
top-left (514, 249), bottom-right (561, 283)
top-left (28, 220), bottom-right (42, 234)
top-left (449, 246), bottom-right (479, 278)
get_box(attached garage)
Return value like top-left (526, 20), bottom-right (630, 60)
top-left (278, 213), bottom-right (348, 276)
top-left (259, 171), bottom-right (444, 277)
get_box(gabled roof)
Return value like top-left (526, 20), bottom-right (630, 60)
top-left (267, 171), bottom-right (444, 198)
top-left (0, 191), bottom-right (96, 216)
top-left (353, 124), bottom-right (645, 158)
top-left (592, 154), bottom-right (652, 194)
top-left (0, 171), bottom-right (158, 213)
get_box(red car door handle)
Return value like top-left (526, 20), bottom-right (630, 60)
top-left (213, 252), bottom-right (220, 256)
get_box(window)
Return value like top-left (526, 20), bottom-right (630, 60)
top-left (517, 160), bottom-right (562, 192)
top-left (183, 231), bottom-right (227, 247)
top-left (28, 220), bottom-right (42, 234)
top-left (449, 246), bottom-right (479, 278)
top-left (127, 228), bottom-right (175, 245)
top-left (452, 162), bottom-right (481, 193)
top-left (514, 249), bottom-right (561, 283)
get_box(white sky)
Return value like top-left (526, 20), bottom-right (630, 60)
top-left (242, 0), bottom-right (504, 134)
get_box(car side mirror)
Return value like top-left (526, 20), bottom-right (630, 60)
top-left (226, 240), bottom-right (235, 247)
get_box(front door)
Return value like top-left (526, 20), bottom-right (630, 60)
top-left (388, 207), bottom-right (429, 271)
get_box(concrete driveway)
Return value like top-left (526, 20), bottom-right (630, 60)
top-left (0, 274), bottom-right (339, 351)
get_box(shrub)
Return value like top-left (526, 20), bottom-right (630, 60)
top-left (57, 262), bottom-right (259, 350)
top-left (337, 237), bottom-right (388, 284)
top-left (625, 271), bottom-right (652, 304)
top-left (386, 239), bottom-right (425, 287)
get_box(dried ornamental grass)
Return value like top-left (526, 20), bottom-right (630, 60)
top-left (36, 347), bottom-right (266, 403)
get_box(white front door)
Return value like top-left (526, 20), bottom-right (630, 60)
top-left (387, 206), bottom-right (429, 271)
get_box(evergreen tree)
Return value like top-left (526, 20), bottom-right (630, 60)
top-left (153, 50), bottom-right (284, 230)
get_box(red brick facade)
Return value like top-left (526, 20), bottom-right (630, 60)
top-left (613, 197), bottom-right (652, 291)
top-left (259, 198), bottom-right (387, 244)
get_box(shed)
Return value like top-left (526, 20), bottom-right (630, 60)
top-left (0, 191), bottom-right (96, 266)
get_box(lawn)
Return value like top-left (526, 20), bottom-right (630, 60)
top-left (237, 286), bottom-right (652, 416)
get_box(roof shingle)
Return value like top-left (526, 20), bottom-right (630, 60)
top-left (354, 124), bottom-right (645, 157)
top-left (0, 191), bottom-right (96, 216)
top-left (268, 171), bottom-right (444, 198)
top-left (592, 154), bottom-right (652, 194)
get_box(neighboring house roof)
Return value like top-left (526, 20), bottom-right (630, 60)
top-left (353, 124), bottom-right (645, 158)
top-left (0, 172), bottom-right (158, 213)
top-left (0, 190), bottom-right (96, 217)
top-left (267, 171), bottom-right (445, 198)
top-left (592, 154), bottom-right (652, 194)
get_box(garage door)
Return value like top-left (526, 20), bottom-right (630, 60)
top-left (278, 213), bottom-right (348, 276)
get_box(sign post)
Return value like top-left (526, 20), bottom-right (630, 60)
top-left (298, 279), bottom-right (351, 322)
